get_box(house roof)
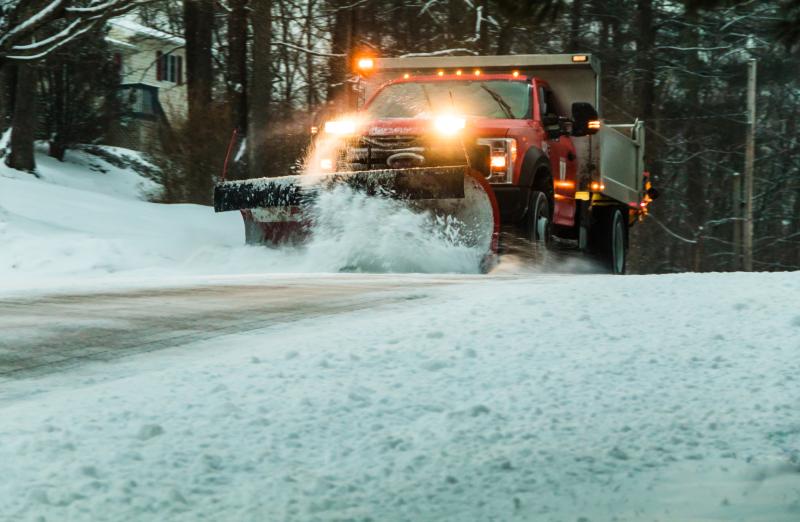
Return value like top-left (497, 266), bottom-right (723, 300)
top-left (109, 18), bottom-right (185, 47)
top-left (105, 36), bottom-right (139, 51)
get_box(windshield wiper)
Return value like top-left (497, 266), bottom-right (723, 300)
top-left (421, 84), bottom-right (433, 111)
top-left (481, 86), bottom-right (515, 118)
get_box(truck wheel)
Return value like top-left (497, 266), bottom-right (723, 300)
top-left (588, 207), bottom-right (628, 274)
top-left (609, 208), bottom-right (628, 274)
top-left (525, 190), bottom-right (552, 248)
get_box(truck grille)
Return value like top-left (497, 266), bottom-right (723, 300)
top-left (338, 134), bottom-right (490, 179)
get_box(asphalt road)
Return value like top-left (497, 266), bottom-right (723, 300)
top-left (0, 276), bottom-right (460, 383)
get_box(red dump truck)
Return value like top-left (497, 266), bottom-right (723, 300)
top-left (215, 54), bottom-right (655, 274)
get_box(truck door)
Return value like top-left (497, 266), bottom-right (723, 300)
top-left (537, 84), bottom-right (577, 227)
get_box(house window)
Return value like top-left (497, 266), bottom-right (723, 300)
top-left (156, 52), bottom-right (182, 84)
top-left (120, 84), bottom-right (159, 118)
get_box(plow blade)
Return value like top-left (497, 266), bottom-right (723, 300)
top-left (214, 166), bottom-right (465, 213)
top-left (214, 165), bottom-right (499, 254)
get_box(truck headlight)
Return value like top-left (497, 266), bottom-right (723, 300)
top-left (490, 155), bottom-right (507, 169)
top-left (324, 119), bottom-right (357, 136)
top-left (433, 115), bottom-right (466, 136)
top-left (478, 138), bottom-right (517, 183)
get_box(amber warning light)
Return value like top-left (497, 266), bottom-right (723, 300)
top-left (356, 57), bottom-right (374, 72)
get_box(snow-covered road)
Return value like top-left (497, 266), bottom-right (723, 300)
top-left (0, 274), bottom-right (464, 384)
top-left (2, 271), bottom-right (799, 521)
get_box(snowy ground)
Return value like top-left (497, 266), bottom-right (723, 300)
top-left (1, 272), bottom-right (799, 522)
top-left (1, 147), bottom-right (799, 521)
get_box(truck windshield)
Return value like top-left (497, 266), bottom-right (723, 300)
top-left (366, 80), bottom-right (531, 120)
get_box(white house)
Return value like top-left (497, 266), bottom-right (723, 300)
top-left (106, 17), bottom-right (188, 150)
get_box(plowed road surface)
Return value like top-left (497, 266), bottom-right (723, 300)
top-left (0, 275), bottom-right (466, 382)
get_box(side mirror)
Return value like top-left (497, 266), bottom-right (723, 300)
top-left (572, 102), bottom-right (600, 137)
top-left (542, 113), bottom-right (565, 140)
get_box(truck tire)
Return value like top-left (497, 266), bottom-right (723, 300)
top-left (525, 190), bottom-right (552, 248)
top-left (589, 207), bottom-right (628, 274)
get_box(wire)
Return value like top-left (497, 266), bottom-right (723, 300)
top-left (647, 214), bottom-right (698, 244)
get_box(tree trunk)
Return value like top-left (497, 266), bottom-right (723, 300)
top-left (183, 0), bottom-right (215, 202)
top-left (684, 8), bottom-right (704, 271)
top-left (477, 0), bottom-right (490, 54)
top-left (635, 0), bottom-right (655, 122)
top-left (568, 0), bottom-right (582, 52)
top-left (305, 0), bottom-right (317, 111)
top-left (326, 0), bottom-right (353, 110)
top-left (278, 0), bottom-right (293, 110)
top-left (495, 24), bottom-right (513, 55)
top-left (248, 0), bottom-right (273, 178)
top-left (227, 0), bottom-right (248, 134)
top-left (0, 63), bottom-right (16, 132)
top-left (6, 60), bottom-right (36, 172)
top-left (447, 0), bottom-right (465, 47)
top-left (48, 64), bottom-right (67, 161)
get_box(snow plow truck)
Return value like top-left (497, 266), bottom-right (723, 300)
top-left (214, 54), bottom-right (656, 274)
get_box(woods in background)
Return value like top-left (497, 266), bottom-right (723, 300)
top-left (0, 0), bottom-right (798, 273)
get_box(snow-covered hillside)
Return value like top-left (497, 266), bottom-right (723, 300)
top-left (0, 144), bottom-right (259, 292)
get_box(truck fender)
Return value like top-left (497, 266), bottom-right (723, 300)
top-left (519, 147), bottom-right (552, 188)
top-left (518, 146), bottom-right (553, 216)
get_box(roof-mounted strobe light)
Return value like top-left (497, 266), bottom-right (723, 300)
top-left (355, 56), bottom-right (374, 73)
top-left (572, 55), bottom-right (589, 63)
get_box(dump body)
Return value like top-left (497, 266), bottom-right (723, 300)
top-left (596, 122), bottom-right (646, 207)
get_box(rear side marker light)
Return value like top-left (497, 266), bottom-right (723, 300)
top-left (572, 55), bottom-right (588, 62)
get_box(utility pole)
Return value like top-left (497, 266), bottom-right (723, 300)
top-left (732, 172), bottom-right (742, 270)
top-left (743, 59), bottom-right (756, 271)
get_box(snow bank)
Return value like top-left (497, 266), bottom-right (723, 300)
top-left (0, 146), bottom-right (486, 295)
top-left (0, 145), bottom-right (255, 292)
top-left (1, 271), bottom-right (799, 521)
